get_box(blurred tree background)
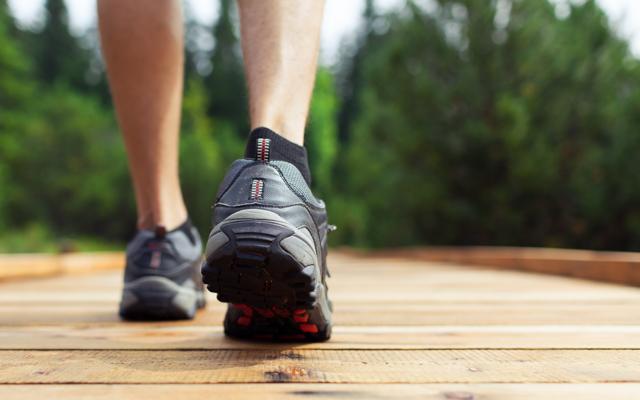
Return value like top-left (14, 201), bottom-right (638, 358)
top-left (1, 0), bottom-right (640, 252)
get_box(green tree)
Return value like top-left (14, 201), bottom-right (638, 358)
top-left (0, 0), bottom-right (17, 37)
top-left (30, 0), bottom-right (90, 90)
top-left (2, 0), bottom-right (128, 242)
top-left (179, 77), bottom-right (229, 234)
top-left (306, 68), bottom-right (338, 198)
top-left (205, 0), bottom-right (248, 136)
top-left (4, 86), bottom-right (129, 238)
top-left (336, 0), bottom-right (379, 143)
top-left (0, 0), bottom-right (33, 229)
top-left (336, 0), bottom-right (640, 249)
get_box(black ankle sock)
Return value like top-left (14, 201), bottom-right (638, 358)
top-left (155, 218), bottom-right (196, 245)
top-left (244, 127), bottom-right (312, 184)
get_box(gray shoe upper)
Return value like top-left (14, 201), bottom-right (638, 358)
top-left (124, 225), bottom-right (202, 285)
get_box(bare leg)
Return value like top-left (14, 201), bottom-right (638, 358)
top-left (98, 0), bottom-right (186, 230)
top-left (238, 0), bottom-right (325, 145)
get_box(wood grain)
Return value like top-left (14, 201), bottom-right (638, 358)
top-left (0, 384), bottom-right (638, 400)
top-left (0, 252), bottom-right (122, 281)
top-left (2, 349), bottom-right (639, 384)
top-left (0, 384), bottom-right (639, 400)
top-left (1, 325), bottom-right (640, 350)
top-left (1, 301), bottom-right (639, 327)
top-left (370, 246), bottom-right (640, 286)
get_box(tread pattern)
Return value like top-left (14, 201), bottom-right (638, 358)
top-left (223, 302), bottom-right (331, 342)
top-left (119, 277), bottom-right (206, 321)
top-left (202, 220), bottom-right (317, 310)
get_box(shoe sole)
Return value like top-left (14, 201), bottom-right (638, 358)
top-left (222, 284), bottom-right (332, 342)
top-left (202, 209), bottom-right (331, 340)
top-left (202, 209), bottom-right (322, 308)
top-left (119, 273), bottom-right (206, 321)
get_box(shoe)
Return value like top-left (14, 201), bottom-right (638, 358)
top-left (202, 136), bottom-right (333, 341)
top-left (119, 222), bottom-right (206, 320)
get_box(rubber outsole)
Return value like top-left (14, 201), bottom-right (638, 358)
top-left (202, 209), bottom-right (320, 310)
top-left (119, 275), bottom-right (206, 321)
top-left (202, 209), bottom-right (332, 341)
top-left (223, 284), bottom-right (332, 342)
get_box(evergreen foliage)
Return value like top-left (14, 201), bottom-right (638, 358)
top-left (2, 0), bottom-right (640, 251)
top-left (335, 0), bottom-right (640, 249)
top-left (204, 0), bottom-right (248, 136)
top-left (30, 0), bottom-right (91, 90)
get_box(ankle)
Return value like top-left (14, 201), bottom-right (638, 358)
top-left (137, 202), bottom-right (188, 231)
top-left (250, 116), bottom-right (305, 146)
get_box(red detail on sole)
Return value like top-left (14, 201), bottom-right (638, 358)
top-left (293, 313), bottom-right (309, 323)
top-left (298, 323), bottom-right (318, 333)
top-left (293, 309), bottom-right (306, 315)
top-left (236, 316), bottom-right (251, 326)
top-left (233, 304), bottom-right (253, 317)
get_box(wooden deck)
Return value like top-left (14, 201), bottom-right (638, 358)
top-left (1, 251), bottom-right (639, 398)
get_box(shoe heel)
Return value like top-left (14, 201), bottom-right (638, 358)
top-left (119, 276), bottom-right (203, 320)
top-left (202, 209), bottom-right (319, 309)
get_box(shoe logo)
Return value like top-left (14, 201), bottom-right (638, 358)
top-left (250, 179), bottom-right (264, 200)
top-left (150, 250), bottom-right (162, 269)
top-left (146, 242), bottom-right (163, 269)
top-left (256, 138), bottom-right (271, 161)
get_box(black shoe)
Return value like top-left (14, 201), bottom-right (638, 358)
top-left (202, 135), bottom-right (333, 341)
top-left (119, 221), bottom-right (206, 320)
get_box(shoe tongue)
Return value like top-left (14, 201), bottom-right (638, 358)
top-left (149, 219), bottom-right (197, 245)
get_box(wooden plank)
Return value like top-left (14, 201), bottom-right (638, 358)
top-left (4, 247), bottom-right (640, 287)
top-left (3, 254), bottom-right (639, 298)
top-left (5, 290), bottom-right (640, 302)
top-left (1, 251), bottom-right (638, 392)
top-left (369, 247), bottom-right (640, 286)
top-left (4, 254), bottom-right (640, 305)
top-left (2, 349), bottom-right (639, 383)
top-left (1, 384), bottom-right (640, 400)
top-left (0, 251), bottom-right (381, 283)
top-left (1, 325), bottom-right (640, 350)
top-left (1, 301), bottom-right (638, 326)
top-left (0, 252), bottom-right (123, 282)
